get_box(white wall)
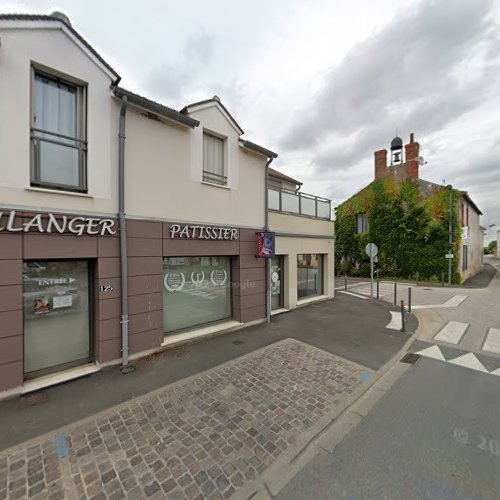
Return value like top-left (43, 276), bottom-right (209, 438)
top-left (269, 212), bottom-right (335, 309)
top-left (124, 102), bottom-right (266, 228)
top-left (0, 24), bottom-right (116, 215)
top-left (458, 199), bottom-right (483, 281)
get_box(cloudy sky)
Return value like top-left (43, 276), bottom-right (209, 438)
top-left (2, 0), bottom-right (499, 241)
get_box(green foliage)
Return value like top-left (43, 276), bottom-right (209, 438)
top-left (335, 179), bottom-right (462, 283)
top-left (484, 240), bottom-right (497, 255)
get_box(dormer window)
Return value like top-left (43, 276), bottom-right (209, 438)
top-left (356, 213), bottom-right (368, 234)
top-left (203, 132), bottom-right (227, 186)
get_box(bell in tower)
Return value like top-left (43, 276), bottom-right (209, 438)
top-left (390, 136), bottom-right (403, 165)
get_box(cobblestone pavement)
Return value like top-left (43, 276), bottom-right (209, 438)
top-left (0, 339), bottom-right (368, 500)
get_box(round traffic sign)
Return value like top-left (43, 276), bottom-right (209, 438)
top-left (365, 243), bottom-right (378, 258)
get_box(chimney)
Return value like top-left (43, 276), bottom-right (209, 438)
top-left (374, 149), bottom-right (387, 180)
top-left (404, 133), bottom-right (420, 180)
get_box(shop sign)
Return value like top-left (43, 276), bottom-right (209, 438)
top-left (169, 224), bottom-right (238, 240)
top-left (0, 210), bottom-right (116, 236)
top-left (257, 231), bottom-right (275, 258)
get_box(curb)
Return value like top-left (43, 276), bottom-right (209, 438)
top-left (237, 323), bottom-right (421, 499)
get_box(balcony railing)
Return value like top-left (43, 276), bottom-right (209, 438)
top-left (268, 188), bottom-right (332, 220)
top-left (202, 170), bottom-right (228, 186)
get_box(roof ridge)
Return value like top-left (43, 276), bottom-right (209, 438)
top-left (0, 13), bottom-right (120, 82)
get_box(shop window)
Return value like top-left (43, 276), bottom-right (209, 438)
top-left (271, 256), bottom-right (284, 310)
top-left (356, 213), bottom-right (368, 234)
top-left (203, 132), bottom-right (227, 185)
top-left (297, 254), bottom-right (323, 299)
top-left (23, 260), bottom-right (92, 378)
top-left (163, 256), bottom-right (231, 332)
top-left (31, 70), bottom-right (87, 192)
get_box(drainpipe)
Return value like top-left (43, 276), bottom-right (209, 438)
top-left (265, 157), bottom-right (274, 323)
top-left (118, 96), bottom-right (134, 374)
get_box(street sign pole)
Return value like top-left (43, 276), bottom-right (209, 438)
top-left (365, 243), bottom-right (378, 300)
top-left (370, 255), bottom-right (374, 298)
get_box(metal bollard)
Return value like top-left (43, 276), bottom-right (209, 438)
top-left (400, 300), bottom-right (406, 333)
top-left (408, 287), bottom-right (412, 313)
top-left (376, 279), bottom-right (380, 300)
top-left (344, 275), bottom-right (347, 291)
top-left (394, 282), bottom-right (397, 305)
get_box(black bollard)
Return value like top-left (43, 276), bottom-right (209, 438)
top-left (400, 300), bottom-right (406, 333)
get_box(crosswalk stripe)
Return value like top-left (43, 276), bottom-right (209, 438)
top-left (415, 345), bottom-right (445, 360)
top-left (434, 321), bottom-right (469, 344)
top-left (482, 327), bottom-right (500, 354)
top-left (414, 345), bottom-right (500, 377)
top-left (448, 353), bottom-right (487, 372)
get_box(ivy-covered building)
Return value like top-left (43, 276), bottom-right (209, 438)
top-left (335, 134), bottom-right (483, 284)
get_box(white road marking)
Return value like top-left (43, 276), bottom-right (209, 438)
top-left (449, 353), bottom-right (487, 372)
top-left (491, 368), bottom-right (500, 376)
top-left (338, 290), bottom-right (369, 300)
top-left (411, 294), bottom-right (468, 310)
top-left (482, 328), bottom-right (500, 354)
top-left (386, 311), bottom-right (402, 330)
top-left (416, 345), bottom-right (446, 360)
top-left (434, 321), bottom-right (469, 344)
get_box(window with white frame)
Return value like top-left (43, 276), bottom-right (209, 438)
top-left (31, 70), bottom-right (87, 192)
top-left (356, 213), bottom-right (368, 234)
top-left (202, 132), bottom-right (226, 185)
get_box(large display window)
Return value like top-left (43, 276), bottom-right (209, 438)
top-left (297, 254), bottom-right (323, 299)
top-left (163, 256), bottom-right (231, 333)
top-left (23, 260), bottom-right (92, 377)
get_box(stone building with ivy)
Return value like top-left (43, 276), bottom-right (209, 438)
top-left (335, 134), bottom-right (483, 284)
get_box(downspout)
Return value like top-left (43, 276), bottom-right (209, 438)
top-left (264, 157), bottom-right (274, 323)
top-left (118, 95), bottom-right (134, 374)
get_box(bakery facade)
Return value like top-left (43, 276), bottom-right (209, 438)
top-left (0, 13), bottom-right (334, 398)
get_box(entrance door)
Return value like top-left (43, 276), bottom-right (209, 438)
top-left (23, 260), bottom-right (92, 378)
top-left (271, 256), bottom-right (284, 310)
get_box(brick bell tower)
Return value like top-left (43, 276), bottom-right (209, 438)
top-left (374, 133), bottom-right (420, 182)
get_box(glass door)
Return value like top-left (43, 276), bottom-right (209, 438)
top-left (23, 260), bottom-right (92, 378)
top-left (271, 256), bottom-right (284, 310)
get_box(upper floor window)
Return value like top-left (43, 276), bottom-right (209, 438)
top-left (356, 213), bottom-right (368, 234)
top-left (203, 132), bottom-right (226, 186)
top-left (31, 70), bottom-right (87, 192)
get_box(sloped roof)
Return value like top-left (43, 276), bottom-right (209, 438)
top-left (113, 87), bottom-right (199, 128)
top-left (181, 97), bottom-right (244, 136)
top-left (268, 167), bottom-right (302, 186)
top-left (0, 13), bottom-right (120, 82)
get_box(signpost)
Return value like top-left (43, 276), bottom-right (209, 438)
top-left (365, 243), bottom-right (378, 298)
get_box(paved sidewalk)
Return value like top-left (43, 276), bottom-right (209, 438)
top-left (0, 293), bottom-right (412, 452)
top-left (0, 339), bottom-right (368, 500)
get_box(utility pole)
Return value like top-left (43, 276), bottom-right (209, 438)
top-left (448, 185), bottom-right (453, 285)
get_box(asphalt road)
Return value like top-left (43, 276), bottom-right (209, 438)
top-left (278, 357), bottom-right (500, 500)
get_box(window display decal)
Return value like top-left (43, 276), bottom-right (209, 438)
top-left (53, 295), bottom-right (73, 309)
top-left (34, 297), bottom-right (50, 315)
top-left (211, 269), bottom-right (228, 287)
top-left (164, 272), bottom-right (186, 292)
top-left (191, 271), bottom-right (205, 288)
